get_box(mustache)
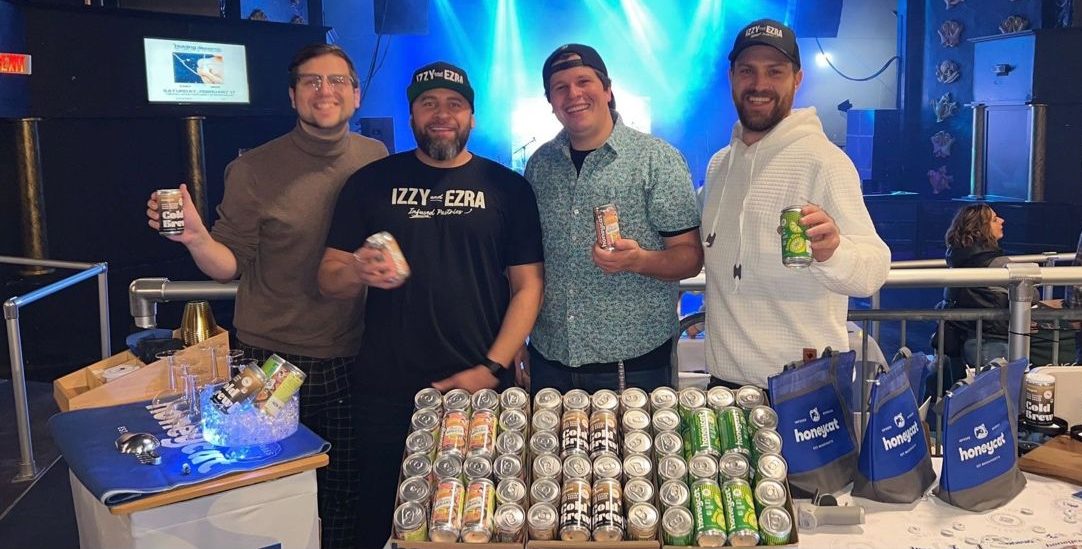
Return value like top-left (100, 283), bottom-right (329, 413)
top-left (742, 91), bottom-right (779, 102)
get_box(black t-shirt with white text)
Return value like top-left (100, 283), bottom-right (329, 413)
top-left (326, 151), bottom-right (544, 393)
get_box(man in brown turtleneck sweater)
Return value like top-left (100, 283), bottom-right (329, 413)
top-left (146, 44), bottom-right (386, 549)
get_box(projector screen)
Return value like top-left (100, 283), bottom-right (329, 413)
top-left (144, 38), bottom-right (250, 104)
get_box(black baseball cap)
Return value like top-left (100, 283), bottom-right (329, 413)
top-left (728, 19), bottom-right (801, 69)
top-left (542, 43), bottom-right (609, 96)
top-left (407, 61), bottom-right (475, 111)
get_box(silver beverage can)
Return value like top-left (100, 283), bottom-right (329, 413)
top-left (594, 203), bottom-right (622, 250)
top-left (754, 479), bottom-right (789, 509)
top-left (444, 388), bottom-right (472, 412)
top-left (429, 477), bottom-right (466, 542)
top-left (624, 453), bottom-right (653, 479)
top-left (592, 478), bottom-right (626, 541)
top-left (414, 387), bottom-right (443, 411)
top-left (719, 452), bottom-right (751, 481)
top-left (591, 389), bottom-right (620, 412)
top-left (659, 478), bottom-right (691, 510)
top-left (463, 455), bottom-right (492, 481)
top-left (493, 503), bottom-right (526, 543)
top-left (560, 409), bottom-right (590, 457)
top-left (657, 454), bottom-right (688, 483)
top-left (402, 452), bottom-right (433, 480)
top-left (434, 452), bottom-right (464, 481)
top-left (498, 408), bottom-right (528, 433)
top-left (563, 388), bottom-right (591, 412)
top-left (735, 385), bottom-right (767, 411)
top-left (622, 408), bottom-right (652, 433)
top-left (466, 409), bottom-right (498, 460)
top-left (650, 386), bottom-right (679, 411)
top-left (663, 505), bottom-right (695, 546)
top-left (527, 502), bottom-right (558, 540)
top-left (655, 430), bottom-right (684, 457)
top-left (748, 405), bottom-right (779, 431)
top-left (497, 477), bottom-right (528, 506)
top-left (393, 501), bottom-right (428, 542)
top-left (461, 478), bottom-right (496, 543)
top-left (410, 408), bottom-right (442, 433)
top-left (471, 388), bottom-right (500, 413)
top-left (593, 453), bottom-right (623, 481)
top-left (398, 475), bottom-right (432, 504)
top-left (589, 409), bottom-right (620, 459)
top-left (500, 386), bottom-right (530, 411)
top-left (529, 430), bottom-right (560, 456)
top-left (623, 477), bottom-right (655, 505)
top-left (620, 386), bottom-right (650, 412)
top-left (534, 387), bottom-right (563, 414)
top-left (532, 452), bottom-right (562, 482)
top-left (678, 387), bottom-right (708, 416)
top-left (530, 477), bottom-right (561, 506)
top-left (563, 453), bottom-right (593, 481)
top-left (707, 386), bottom-right (736, 411)
top-left (532, 408), bottom-right (560, 433)
top-left (623, 429), bottom-right (653, 456)
top-left (558, 478), bottom-right (592, 541)
top-left (756, 453), bottom-right (788, 483)
top-left (495, 429), bottom-right (525, 457)
top-left (752, 428), bottom-right (784, 463)
top-left (689, 453), bottom-right (718, 480)
top-left (652, 408), bottom-right (682, 433)
top-left (626, 502), bottom-right (660, 541)
top-left (156, 188), bottom-right (185, 236)
top-left (493, 453), bottom-right (523, 480)
top-left (758, 505), bottom-right (793, 545)
top-left (405, 428), bottom-right (436, 457)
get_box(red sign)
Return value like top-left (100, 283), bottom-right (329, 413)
top-left (0, 53), bottom-right (32, 75)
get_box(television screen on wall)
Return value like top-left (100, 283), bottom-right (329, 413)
top-left (144, 37), bottom-right (250, 104)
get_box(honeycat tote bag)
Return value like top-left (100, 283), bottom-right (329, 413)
top-left (768, 350), bottom-right (858, 497)
top-left (935, 364), bottom-right (1026, 511)
top-left (852, 364), bottom-right (936, 502)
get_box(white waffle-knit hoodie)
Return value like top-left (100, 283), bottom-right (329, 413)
top-left (701, 107), bottom-right (890, 387)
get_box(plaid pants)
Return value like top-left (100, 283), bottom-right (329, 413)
top-left (237, 342), bottom-right (359, 549)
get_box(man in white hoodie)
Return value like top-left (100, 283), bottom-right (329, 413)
top-left (701, 19), bottom-right (891, 388)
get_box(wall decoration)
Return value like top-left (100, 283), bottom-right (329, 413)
top-left (944, 0), bottom-right (965, 8)
top-left (931, 131), bottom-right (956, 158)
top-left (938, 20), bottom-right (963, 47)
top-left (928, 166), bottom-right (953, 194)
top-left (999, 15), bottom-right (1030, 33)
top-left (933, 92), bottom-right (959, 123)
top-left (936, 60), bottom-right (961, 84)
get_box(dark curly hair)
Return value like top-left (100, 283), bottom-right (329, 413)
top-left (945, 203), bottom-right (999, 249)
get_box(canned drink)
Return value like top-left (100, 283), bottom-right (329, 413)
top-left (495, 429), bottom-right (525, 457)
top-left (434, 452), bottom-right (464, 481)
top-left (626, 502), bottom-right (660, 541)
top-left (497, 477), bottom-right (528, 506)
top-left (622, 408), bottom-right (652, 433)
top-left (659, 478), bottom-right (690, 510)
top-left (398, 475), bottom-right (432, 504)
top-left (688, 407), bottom-right (722, 458)
top-left (394, 501), bottom-right (428, 541)
top-left (589, 409), bottom-right (620, 458)
top-left (1024, 372), bottom-right (1056, 425)
top-left (754, 479), bottom-right (789, 509)
top-left (563, 454), bottom-right (593, 481)
top-left (467, 409), bottom-right (497, 460)
top-left (593, 453), bottom-right (623, 481)
top-left (779, 206), bottom-right (812, 268)
top-left (532, 453), bottom-right (562, 482)
top-left (209, 362), bottom-right (268, 414)
top-left (530, 477), bottom-right (561, 506)
top-left (650, 386), bottom-right (679, 411)
top-left (444, 388), bottom-right (472, 412)
top-left (756, 453), bottom-right (788, 483)
top-left (707, 386), bottom-right (736, 411)
top-left (652, 408), bottom-right (682, 433)
top-left (591, 389), bottom-right (620, 412)
top-left (532, 408), bottom-right (560, 433)
top-left (499, 386), bottom-right (529, 411)
top-left (657, 454), bottom-right (688, 483)
top-left (498, 408), bottom-right (528, 433)
top-left (406, 428), bottom-right (436, 458)
top-left (592, 478), bottom-right (626, 541)
top-left (534, 387), bottom-right (563, 414)
top-left (718, 406), bottom-right (752, 456)
top-left (429, 477), bottom-right (466, 542)
top-left (655, 430), bottom-right (684, 457)
top-left (719, 453), bottom-right (751, 481)
top-left (663, 505), bottom-right (695, 546)
top-left (529, 430), bottom-right (560, 456)
top-left (156, 188), bottom-right (185, 236)
top-left (439, 410), bottom-right (469, 458)
top-left (563, 388), bottom-right (591, 412)
top-left (463, 455), bottom-right (492, 481)
top-left (751, 429), bottom-right (784, 464)
top-left (736, 385), bottom-right (767, 410)
top-left (561, 409), bottom-right (590, 457)
top-left (623, 477), bottom-right (656, 505)
top-left (758, 505), bottom-right (793, 545)
top-left (471, 388), bottom-right (500, 413)
top-left (364, 231), bottom-right (411, 281)
top-left (527, 502), bottom-right (558, 540)
top-left (691, 478), bottom-right (727, 547)
top-left (493, 503), bottom-right (526, 542)
top-left (623, 453), bottom-right (653, 479)
top-left (493, 453), bottom-right (523, 480)
top-left (593, 203), bottom-right (621, 250)
top-left (414, 387), bottom-right (443, 411)
top-left (748, 405), bottom-right (779, 431)
top-left (402, 452), bottom-right (433, 481)
top-left (620, 386), bottom-right (650, 412)
top-left (722, 478), bottom-right (759, 545)
top-left (410, 407), bottom-right (442, 433)
top-left (623, 429), bottom-right (653, 456)
top-left (688, 453), bottom-right (718, 481)
top-left (678, 387), bottom-right (708, 418)
top-left (559, 478), bottom-right (592, 541)
top-left (461, 478), bottom-right (496, 543)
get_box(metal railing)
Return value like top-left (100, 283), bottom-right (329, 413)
top-left (3, 256), bottom-right (111, 482)
top-left (129, 278), bottom-right (239, 329)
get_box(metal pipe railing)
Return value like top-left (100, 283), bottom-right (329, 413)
top-left (2, 256), bottom-right (110, 482)
top-left (129, 278), bottom-right (239, 329)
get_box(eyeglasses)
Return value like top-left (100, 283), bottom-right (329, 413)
top-left (296, 74), bottom-right (354, 91)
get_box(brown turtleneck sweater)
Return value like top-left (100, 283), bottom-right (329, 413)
top-left (211, 123), bottom-right (388, 358)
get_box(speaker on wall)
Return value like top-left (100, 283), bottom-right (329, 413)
top-left (373, 0), bottom-right (428, 35)
top-left (358, 117), bottom-right (395, 153)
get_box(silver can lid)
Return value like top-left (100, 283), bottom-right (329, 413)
top-left (591, 389), bottom-right (620, 412)
top-left (735, 385), bottom-right (766, 409)
top-left (463, 455), bottom-right (492, 480)
top-left (394, 501), bottom-right (427, 531)
top-left (707, 386), bottom-right (736, 410)
top-left (757, 452), bottom-right (788, 481)
top-left (414, 387), bottom-right (443, 411)
top-left (530, 430), bottom-right (560, 455)
top-left (759, 505), bottom-right (793, 539)
top-left (652, 408), bottom-right (682, 433)
top-left (622, 408), bottom-right (652, 432)
top-left (688, 453), bottom-right (718, 480)
top-left (748, 405), bottom-right (778, 430)
top-left (533, 452), bottom-right (562, 480)
top-left (532, 408), bottom-right (560, 432)
top-left (627, 502), bottom-right (659, 533)
top-left (593, 454), bottom-right (623, 480)
top-left (527, 502), bottom-right (557, 527)
top-left (662, 505), bottom-right (694, 536)
top-left (401, 452), bottom-right (432, 478)
top-left (623, 453), bottom-right (653, 478)
top-left (500, 386), bottom-right (530, 410)
top-left (659, 478), bottom-right (691, 508)
top-left (650, 386), bottom-right (678, 410)
top-left (620, 387), bottom-right (649, 411)
top-left (563, 454), bottom-right (593, 480)
top-left (530, 477), bottom-right (560, 504)
top-left (678, 387), bottom-right (707, 411)
top-left (719, 452), bottom-right (750, 480)
top-left (495, 502), bottom-right (525, 531)
top-left (410, 408), bottom-right (441, 432)
top-left (497, 477), bottom-right (528, 505)
top-left (534, 387), bottom-right (563, 411)
top-left (397, 475), bottom-right (432, 503)
top-left (654, 430), bottom-right (684, 456)
top-left (405, 428), bottom-right (435, 454)
top-left (444, 388), bottom-right (472, 411)
top-left (754, 479), bottom-right (789, 508)
top-left (753, 428), bottom-right (784, 455)
top-left (657, 454), bottom-right (688, 482)
top-left (493, 453), bottom-right (523, 479)
top-left (499, 408), bottom-right (528, 432)
top-left (495, 429), bottom-right (525, 456)
top-left (434, 452), bottom-right (464, 479)
top-left (471, 388), bottom-right (500, 412)
top-left (623, 477), bottom-right (655, 504)
top-left (623, 429), bottom-right (653, 455)
top-left (563, 388), bottom-right (591, 411)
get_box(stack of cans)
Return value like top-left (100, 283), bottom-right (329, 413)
top-left (392, 386), bottom-right (531, 544)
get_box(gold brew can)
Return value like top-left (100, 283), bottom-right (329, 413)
top-left (157, 188), bottom-right (184, 236)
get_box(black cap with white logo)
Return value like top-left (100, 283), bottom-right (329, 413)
top-left (728, 19), bottom-right (801, 69)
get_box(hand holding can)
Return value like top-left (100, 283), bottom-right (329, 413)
top-left (156, 188), bottom-right (185, 236)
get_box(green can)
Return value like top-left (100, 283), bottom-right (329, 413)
top-left (759, 505), bottom-right (793, 545)
top-left (662, 506), bottom-right (695, 546)
top-left (690, 479), bottom-right (727, 546)
top-left (688, 407), bottom-right (722, 458)
top-left (721, 478), bottom-right (760, 545)
top-left (718, 406), bottom-right (751, 456)
top-left (780, 206), bottom-right (812, 268)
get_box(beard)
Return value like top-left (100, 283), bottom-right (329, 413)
top-left (734, 90), bottom-right (792, 133)
top-left (412, 123), bottom-right (471, 162)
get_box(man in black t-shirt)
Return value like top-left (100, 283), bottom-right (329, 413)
top-left (317, 61), bottom-right (544, 547)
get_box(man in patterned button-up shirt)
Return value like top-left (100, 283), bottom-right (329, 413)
top-left (522, 44), bottom-right (703, 393)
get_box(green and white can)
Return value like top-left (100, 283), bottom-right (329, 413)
top-left (721, 478), bottom-right (760, 546)
top-left (780, 205), bottom-right (812, 268)
top-left (690, 478), bottom-right (727, 547)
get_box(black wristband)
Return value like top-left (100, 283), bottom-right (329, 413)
top-left (483, 358), bottom-right (505, 374)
